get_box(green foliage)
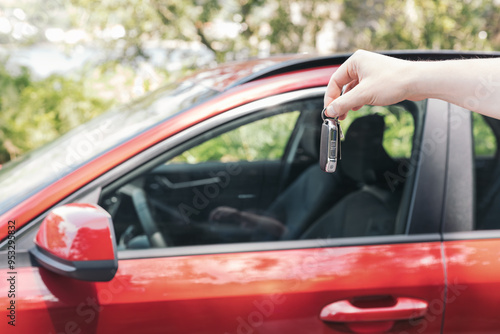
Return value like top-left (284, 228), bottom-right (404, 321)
top-left (170, 104), bottom-right (415, 166)
top-left (3, 0), bottom-right (500, 164)
top-left (342, 0), bottom-right (500, 51)
top-left (66, 0), bottom-right (500, 62)
top-left (171, 111), bottom-right (300, 164)
top-left (473, 112), bottom-right (497, 157)
top-left (0, 64), bottom-right (112, 163)
top-left (342, 105), bottom-right (415, 159)
top-left (378, 106), bottom-right (415, 159)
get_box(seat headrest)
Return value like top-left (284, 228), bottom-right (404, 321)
top-left (301, 124), bottom-right (321, 159)
top-left (340, 114), bottom-right (395, 185)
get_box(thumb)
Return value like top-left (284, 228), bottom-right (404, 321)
top-left (325, 82), bottom-right (369, 118)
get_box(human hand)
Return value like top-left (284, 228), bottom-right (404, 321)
top-left (209, 206), bottom-right (241, 223)
top-left (209, 206), bottom-right (286, 237)
top-left (324, 50), bottom-right (417, 119)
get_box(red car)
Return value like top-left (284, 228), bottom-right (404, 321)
top-left (1, 51), bottom-right (500, 334)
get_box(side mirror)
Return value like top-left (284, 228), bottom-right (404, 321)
top-left (30, 203), bottom-right (118, 281)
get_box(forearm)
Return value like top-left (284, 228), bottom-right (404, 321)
top-left (240, 211), bottom-right (287, 237)
top-left (408, 58), bottom-right (500, 118)
top-left (325, 51), bottom-right (500, 120)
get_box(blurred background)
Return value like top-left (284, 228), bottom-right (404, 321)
top-left (1, 0), bottom-right (500, 164)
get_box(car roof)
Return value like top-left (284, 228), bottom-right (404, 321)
top-left (185, 50), bottom-right (500, 92)
top-left (182, 54), bottom-right (311, 91)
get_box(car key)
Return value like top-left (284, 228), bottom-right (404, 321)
top-left (319, 87), bottom-right (345, 173)
top-left (319, 112), bottom-right (343, 172)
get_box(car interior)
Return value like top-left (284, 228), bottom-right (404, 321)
top-left (474, 114), bottom-right (500, 230)
top-left (99, 97), bottom-right (423, 250)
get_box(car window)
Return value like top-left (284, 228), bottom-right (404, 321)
top-left (169, 111), bottom-right (300, 164)
top-left (99, 98), bottom-right (420, 251)
top-left (342, 104), bottom-right (414, 159)
top-left (472, 113), bottom-right (500, 230)
top-left (472, 112), bottom-right (497, 157)
top-left (0, 80), bottom-right (217, 216)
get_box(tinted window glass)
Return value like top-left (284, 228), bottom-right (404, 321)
top-left (100, 99), bottom-right (419, 251)
top-left (343, 105), bottom-right (414, 159)
top-left (473, 113), bottom-right (500, 230)
top-left (0, 80), bottom-right (217, 215)
top-left (473, 112), bottom-right (497, 157)
top-left (170, 111), bottom-right (300, 164)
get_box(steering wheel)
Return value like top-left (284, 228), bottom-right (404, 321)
top-left (118, 184), bottom-right (168, 248)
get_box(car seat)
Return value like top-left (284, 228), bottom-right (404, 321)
top-left (476, 117), bottom-right (500, 230)
top-left (300, 114), bottom-right (402, 239)
top-left (270, 114), bottom-right (398, 240)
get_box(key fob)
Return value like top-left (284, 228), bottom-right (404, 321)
top-left (319, 112), bottom-right (342, 173)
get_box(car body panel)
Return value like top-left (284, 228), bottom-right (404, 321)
top-left (35, 203), bottom-right (115, 262)
top-left (442, 239), bottom-right (500, 333)
top-left (182, 55), bottom-right (310, 91)
top-left (0, 242), bottom-right (444, 333)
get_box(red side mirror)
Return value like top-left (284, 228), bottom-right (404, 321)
top-left (30, 203), bottom-right (118, 281)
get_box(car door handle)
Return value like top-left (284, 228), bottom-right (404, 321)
top-left (320, 297), bottom-right (428, 332)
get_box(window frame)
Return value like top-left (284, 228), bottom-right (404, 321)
top-left (443, 106), bottom-right (500, 240)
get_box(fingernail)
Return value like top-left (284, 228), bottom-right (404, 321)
top-left (326, 104), bottom-right (337, 118)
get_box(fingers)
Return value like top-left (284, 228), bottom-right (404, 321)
top-left (324, 50), bottom-right (416, 119)
top-left (209, 207), bottom-right (221, 221)
top-left (209, 206), bottom-right (229, 221)
top-left (324, 56), bottom-right (359, 108)
top-left (209, 206), bottom-right (241, 223)
top-left (325, 81), bottom-right (368, 118)
top-left (324, 50), bottom-right (369, 118)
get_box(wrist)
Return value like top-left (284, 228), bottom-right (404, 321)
top-left (238, 210), bottom-right (247, 222)
top-left (403, 61), bottom-right (431, 101)
top-left (407, 60), bottom-right (459, 102)
top-left (239, 211), bottom-right (256, 228)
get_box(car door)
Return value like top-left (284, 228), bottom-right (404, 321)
top-left (0, 93), bottom-right (447, 334)
top-left (441, 105), bottom-right (500, 333)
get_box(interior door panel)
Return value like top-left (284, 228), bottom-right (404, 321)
top-left (146, 160), bottom-right (283, 223)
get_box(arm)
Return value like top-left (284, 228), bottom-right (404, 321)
top-left (209, 206), bottom-right (287, 237)
top-left (324, 50), bottom-right (500, 120)
top-left (239, 211), bottom-right (287, 237)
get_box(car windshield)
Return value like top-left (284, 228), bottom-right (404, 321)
top-left (0, 80), bottom-right (217, 215)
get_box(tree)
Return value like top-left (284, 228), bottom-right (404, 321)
top-left (341, 0), bottom-right (500, 51)
top-left (0, 65), bottom-right (112, 163)
top-left (2, 0), bottom-right (500, 164)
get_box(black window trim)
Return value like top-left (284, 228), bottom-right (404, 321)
top-left (443, 230), bottom-right (500, 241)
top-left (407, 99), bottom-right (450, 235)
top-left (441, 104), bottom-right (474, 233)
top-left (116, 234), bottom-right (442, 261)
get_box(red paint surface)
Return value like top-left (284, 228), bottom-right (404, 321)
top-left (0, 242), bottom-right (444, 333)
top-left (35, 204), bottom-right (115, 261)
top-left (182, 55), bottom-right (309, 91)
top-left (442, 239), bottom-right (500, 333)
top-left (0, 66), bottom-right (336, 241)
